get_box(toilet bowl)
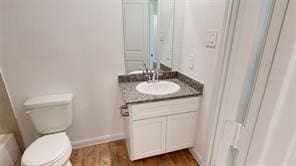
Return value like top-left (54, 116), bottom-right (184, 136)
top-left (22, 132), bottom-right (72, 166)
top-left (22, 94), bottom-right (74, 166)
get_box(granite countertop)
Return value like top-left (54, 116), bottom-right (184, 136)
top-left (118, 71), bottom-right (203, 104)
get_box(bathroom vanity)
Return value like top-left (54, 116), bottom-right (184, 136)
top-left (119, 72), bottom-right (203, 160)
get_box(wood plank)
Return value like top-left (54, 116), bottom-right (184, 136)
top-left (70, 139), bottom-right (199, 166)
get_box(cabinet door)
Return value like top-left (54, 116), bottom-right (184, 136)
top-left (166, 112), bottom-right (197, 152)
top-left (133, 117), bottom-right (166, 159)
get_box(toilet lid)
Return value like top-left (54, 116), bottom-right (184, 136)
top-left (22, 132), bottom-right (71, 166)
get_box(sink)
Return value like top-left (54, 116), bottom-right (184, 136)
top-left (136, 81), bottom-right (180, 95)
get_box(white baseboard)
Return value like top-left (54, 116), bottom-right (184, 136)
top-left (189, 147), bottom-right (202, 165)
top-left (71, 132), bottom-right (125, 149)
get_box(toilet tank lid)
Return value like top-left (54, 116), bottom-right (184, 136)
top-left (24, 93), bottom-right (74, 110)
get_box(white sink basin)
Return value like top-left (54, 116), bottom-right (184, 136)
top-left (136, 81), bottom-right (180, 95)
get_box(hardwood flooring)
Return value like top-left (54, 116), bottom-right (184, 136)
top-left (70, 139), bottom-right (199, 166)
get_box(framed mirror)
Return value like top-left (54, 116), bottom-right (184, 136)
top-left (122, 0), bottom-right (175, 74)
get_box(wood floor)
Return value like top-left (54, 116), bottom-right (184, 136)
top-left (70, 140), bottom-right (199, 166)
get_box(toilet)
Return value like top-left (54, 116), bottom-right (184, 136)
top-left (21, 93), bottom-right (74, 166)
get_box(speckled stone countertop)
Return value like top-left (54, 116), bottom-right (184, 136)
top-left (118, 71), bottom-right (203, 104)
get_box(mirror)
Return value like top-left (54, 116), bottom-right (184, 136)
top-left (122, 0), bottom-right (175, 74)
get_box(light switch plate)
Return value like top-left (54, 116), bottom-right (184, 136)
top-left (206, 31), bottom-right (218, 48)
top-left (188, 54), bottom-right (195, 70)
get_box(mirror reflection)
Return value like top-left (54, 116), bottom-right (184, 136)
top-left (122, 0), bottom-right (175, 74)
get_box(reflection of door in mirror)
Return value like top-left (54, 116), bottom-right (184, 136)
top-left (122, 0), bottom-right (175, 74)
top-left (123, 0), bottom-right (149, 74)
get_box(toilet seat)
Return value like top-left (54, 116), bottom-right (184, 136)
top-left (22, 132), bottom-right (72, 166)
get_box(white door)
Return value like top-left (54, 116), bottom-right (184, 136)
top-left (132, 117), bottom-right (166, 159)
top-left (123, 0), bottom-right (149, 73)
top-left (209, 0), bottom-right (289, 165)
top-left (246, 1), bottom-right (296, 165)
top-left (166, 112), bottom-right (197, 152)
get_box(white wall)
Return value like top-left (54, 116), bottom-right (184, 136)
top-left (174, 0), bottom-right (227, 164)
top-left (149, 0), bottom-right (158, 69)
top-left (159, 0), bottom-right (174, 67)
top-left (0, 0), bottom-right (126, 146)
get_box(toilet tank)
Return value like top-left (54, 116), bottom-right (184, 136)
top-left (24, 93), bottom-right (74, 135)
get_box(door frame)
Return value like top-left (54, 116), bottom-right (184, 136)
top-left (205, 0), bottom-right (243, 164)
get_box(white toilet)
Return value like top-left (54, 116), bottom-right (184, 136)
top-left (21, 93), bottom-right (74, 166)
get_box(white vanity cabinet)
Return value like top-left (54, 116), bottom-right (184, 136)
top-left (123, 97), bottom-right (200, 160)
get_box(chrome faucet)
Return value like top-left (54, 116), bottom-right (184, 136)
top-left (146, 70), bottom-right (161, 83)
top-left (142, 63), bottom-right (162, 83)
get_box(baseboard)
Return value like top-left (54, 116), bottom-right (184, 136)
top-left (189, 147), bottom-right (202, 165)
top-left (71, 132), bottom-right (125, 149)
